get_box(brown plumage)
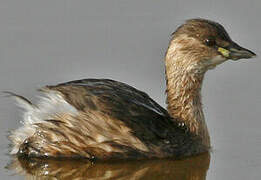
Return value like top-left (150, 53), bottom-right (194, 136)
top-left (8, 18), bottom-right (256, 160)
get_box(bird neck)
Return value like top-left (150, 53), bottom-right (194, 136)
top-left (165, 42), bottom-right (210, 148)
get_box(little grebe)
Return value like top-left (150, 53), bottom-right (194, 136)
top-left (8, 19), bottom-right (256, 160)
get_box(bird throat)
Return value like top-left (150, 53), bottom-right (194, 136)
top-left (165, 51), bottom-right (210, 148)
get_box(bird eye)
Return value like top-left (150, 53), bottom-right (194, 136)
top-left (205, 37), bottom-right (216, 46)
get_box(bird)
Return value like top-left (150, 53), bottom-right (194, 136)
top-left (7, 18), bottom-right (256, 160)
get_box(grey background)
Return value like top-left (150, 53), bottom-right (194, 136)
top-left (0, 0), bottom-right (260, 179)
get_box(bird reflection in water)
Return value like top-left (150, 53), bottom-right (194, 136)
top-left (7, 152), bottom-right (210, 180)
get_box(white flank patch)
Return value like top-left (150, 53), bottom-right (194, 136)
top-left (9, 90), bottom-right (78, 154)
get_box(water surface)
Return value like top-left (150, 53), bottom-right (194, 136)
top-left (7, 153), bottom-right (210, 180)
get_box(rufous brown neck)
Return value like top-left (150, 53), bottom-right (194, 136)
top-left (165, 37), bottom-right (210, 148)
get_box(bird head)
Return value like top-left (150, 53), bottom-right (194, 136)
top-left (166, 18), bottom-right (256, 73)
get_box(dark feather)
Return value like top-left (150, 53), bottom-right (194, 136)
top-left (39, 79), bottom-right (206, 159)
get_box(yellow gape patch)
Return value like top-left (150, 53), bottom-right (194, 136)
top-left (218, 47), bottom-right (230, 58)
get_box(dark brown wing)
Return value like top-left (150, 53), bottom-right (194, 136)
top-left (43, 79), bottom-right (203, 158)
top-left (46, 79), bottom-right (172, 139)
top-left (47, 79), bottom-right (168, 117)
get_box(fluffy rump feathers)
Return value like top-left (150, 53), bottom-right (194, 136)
top-left (6, 90), bottom-right (78, 155)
